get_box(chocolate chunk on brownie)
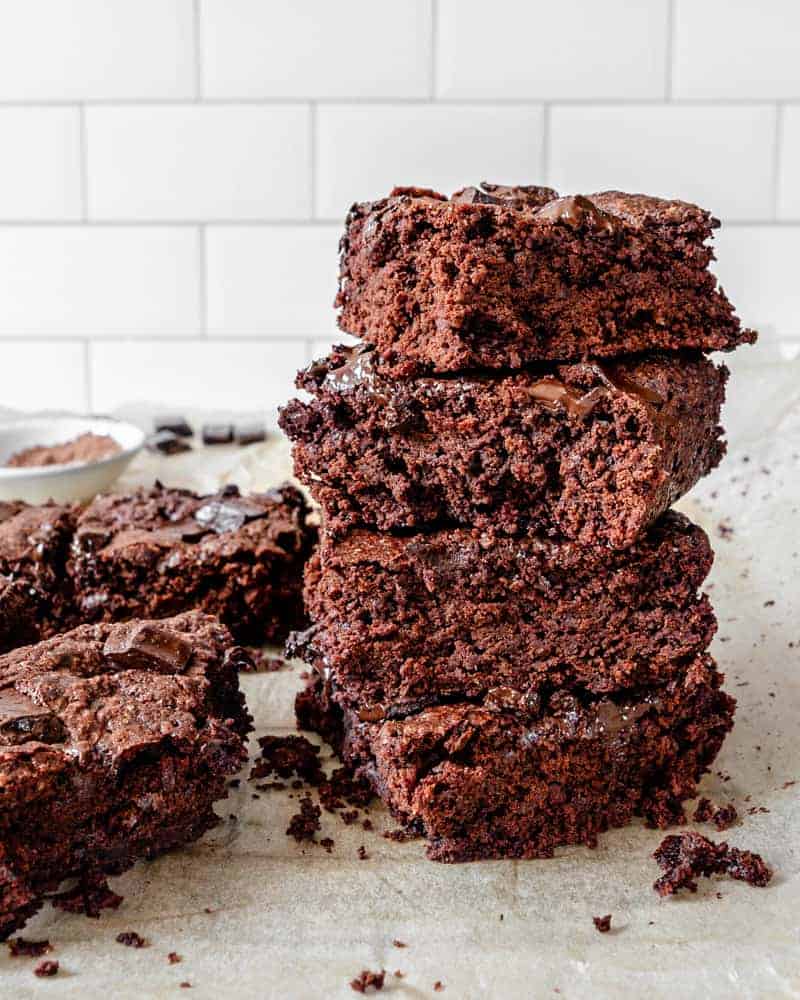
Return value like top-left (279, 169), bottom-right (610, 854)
top-left (300, 658), bottom-right (735, 862)
top-left (336, 184), bottom-right (755, 376)
top-left (295, 511), bottom-right (717, 713)
top-left (0, 610), bottom-right (250, 939)
top-left (69, 483), bottom-right (316, 644)
top-left (0, 501), bottom-right (76, 644)
top-left (280, 345), bottom-right (726, 549)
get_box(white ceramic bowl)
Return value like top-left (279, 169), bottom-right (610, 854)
top-left (0, 416), bottom-right (145, 504)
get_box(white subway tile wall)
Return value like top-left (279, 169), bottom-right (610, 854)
top-left (0, 0), bottom-right (795, 415)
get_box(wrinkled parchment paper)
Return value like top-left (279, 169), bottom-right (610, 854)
top-left (3, 339), bottom-right (799, 999)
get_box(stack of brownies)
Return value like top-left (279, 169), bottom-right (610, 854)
top-left (281, 183), bottom-right (756, 862)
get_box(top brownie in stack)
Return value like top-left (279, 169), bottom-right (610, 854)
top-left (336, 183), bottom-right (755, 376)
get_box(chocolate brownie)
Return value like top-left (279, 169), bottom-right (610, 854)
top-left (0, 611), bottom-right (251, 939)
top-left (336, 184), bottom-right (755, 376)
top-left (69, 483), bottom-right (316, 644)
top-left (294, 511), bottom-right (716, 713)
top-left (280, 345), bottom-right (727, 549)
top-left (298, 658), bottom-right (735, 862)
top-left (0, 501), bottom-right (76, 644)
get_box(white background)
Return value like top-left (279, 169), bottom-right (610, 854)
top-left (0, 0), bottom-right (797, 414)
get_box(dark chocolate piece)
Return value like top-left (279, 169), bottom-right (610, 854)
top-left (202, 424), bottom-right (234, 446)
top-left (154, 416), bottom-right (193, 438)
top-left (146, 430), bottom-right (191, 456)
top-left (236, 422), bottom-right (267, 446)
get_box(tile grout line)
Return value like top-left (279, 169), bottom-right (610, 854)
top-left (78, 105), bottom-right (89, 221)
top-left (665, 0), bottom-right (675, 100)
top-left (193, 0), bottom-right (203, 100)
top-left (772, 103), bottom-right (784, 220)
top-left (0, 97), bottom-right (792, 108)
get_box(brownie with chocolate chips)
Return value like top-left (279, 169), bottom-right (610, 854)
top-left (336, 184), bottom-right (755, 376)
top-left (68, 483), bottom-right (316, 643)
top-left (0, 501), bottom-right (77, 647)
top-left (0, 610), bottom-right (251, 939)
top-left (298, 658), bottom-right (735, 863)
top-left (280, 345), bottom-right (726, 549)
top-left (295, 511), bottom-right (716, 714)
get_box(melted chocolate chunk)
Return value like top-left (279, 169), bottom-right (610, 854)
top-left (103, 622), bottom-right (192, 673)
top-left (536, 194), bottom-right (620, 235)
top-left (0, 688), bottom-right (65, 745)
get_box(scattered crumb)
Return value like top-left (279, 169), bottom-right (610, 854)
top-left (34, 960), bottom-right (59, 978)
top-left (8, 938), bottom-right (52, 958)
top-left (593, 915), bottom-right (612, 933)
top-left (203, 907), bottom-right (214, 914)
top-left (320, 836), bottom-right (335, 854)
top-left (349, 969), bottom-right (385, 993)
top-left (716, 520), bottom-right (734, 539)
top-left (52, 875), bottom-right (123, 917)
top-left (286, 796), bottom-right (322, 842)
top-left (180, 983), bottom-right (192, 989)
top-left (241, 648), bottom-right (286, 673)
top-left (116, 931), bottom-right (148, 948)
top-left (228, 778), bottom-right (240, 788)
top-left (383, 827), bottom-right (419, 843)
top-left (434, 981), bottom-right (445, 991)
top-left (319, 767), bottom-right (373, 814)
top-left (362, 818), bottom-right (373, 832)
top-left (693, 798), bottom-right (738, 831)
top-left (783, 780), bottom-right (796, 789)
top-left (392, 940), bottom-right (407, 948)
top-left (764, 600), bottom-right (775, 607)
top-left (251, 735), bottom-right (323, 785)
top-left (168, 952), bottom-right (182, 964)
top-left (653, 832), bottom-right (773, 896)
top-left (394, 970), bottom-right (404, 978)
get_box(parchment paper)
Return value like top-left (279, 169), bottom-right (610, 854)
top-left (2, 339), bottom-right (799, 999)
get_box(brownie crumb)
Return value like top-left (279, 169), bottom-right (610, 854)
top-left (34, 960), bottom-right (59, 977)
top-left (394, 970), bottom-right (404, 978)
top-left (434, 981), bottom-right (445, 991)
top-left (180, 982), bottom-right (192, 989)
top-left (693, 798), bottom-right (738, 830)
top-left (116, 931), bottom-right (148, 948)
top-left (168, 952), bottom-right (182, 964)
top-left (242, 648), bottom-right (286, 673)
top-left (319, 767), bottom-right (373, 813)
top-left (593, 915), bottom-right (612, 933)
top-left (362, 818), bottom-right (373, 832)
top-left (392, 939), bottom-right (407, 948)
top-left (320, 836), bottom-right (335, 853)
top-left (350, 969), bottom-right (385, 993)
top-left (383, 826), bottom-right (419, 843)
top-left (251, 735), bottom-right (323, 785)
top-left (358, 845), bottom-right (369, 860)
top-left (286, 796), bottom-right (321, 842)
top-left (653, 832), bottom-right (773, 896)
top-left (8, 938), bottom-right (53, 958)
top-left (52, 875), bottom-right (123, 917)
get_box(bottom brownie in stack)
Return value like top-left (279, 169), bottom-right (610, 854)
top-left (0, 610), bottom-right (251, 938)
top-left (293, 511), bottom-right (734, 861)
top-left (298, 660), bottom-right (734, 862)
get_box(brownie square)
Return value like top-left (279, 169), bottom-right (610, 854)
top-left (0, 610), bottom-right (251, 939)
top-left (0, 501), bottom-right (76, 644)
top-left (295, 511), bottom-right (717, 714)
top-left (298, 658), bottom-right (735, 862)
top-left (69, 483), bottom-right (316, 644)
top-left (336, 184), bottom-right (755, 376)
top-left (280, 345), bottom-right (727, 549)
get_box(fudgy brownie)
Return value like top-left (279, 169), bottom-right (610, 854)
top-left (336, 184), bottom-right (755, 376)
top-left (69, 483), bottom-right (316, 644)
top-left (280, 345), bottom-right (727, 549)
top-left (294, 511), bottom-right (716, 713)
top-left (298, 658), bottom-right (735, 862)
top-left (0, 501), bottom-right (76, 645)
top-left (0, 610), bottom-right (251, 939)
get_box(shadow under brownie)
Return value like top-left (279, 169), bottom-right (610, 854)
top-left (297, 658), bottom-right (735, 863)
top-left (0, 610), bottom-right (251, 939)
top-left (294, 510), bottom-right (717, 713)
top-left (336, 184), bottom-right (755, 376)
top-left (280, 345), bottom-right (727, 549)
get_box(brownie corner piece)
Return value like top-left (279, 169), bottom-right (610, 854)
top-left (0, 610), bottom-right (249, 939)
top-left (69, 482), bottom-right (316, 643)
